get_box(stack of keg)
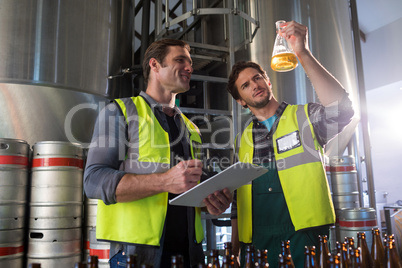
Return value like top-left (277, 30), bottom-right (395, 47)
top-left (83, 147), bottom-right (110, 268)
top-left (0, 139), bottom-right (29, 267)
top-left (84, 197), bottom-right (97, 261)
top-left (328, 155), bottom-right (377, 252)
top-left (27, 141), bottom-right (84, 267)
top-left (330, 155), bottom-right (360, 210)
top-left (85, 196), bottom-right (111, 267)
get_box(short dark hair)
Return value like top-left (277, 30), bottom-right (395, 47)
top-left (226, 61), bottom-right (268, 101)
top-left (142, 39), bottom-right (191, 84)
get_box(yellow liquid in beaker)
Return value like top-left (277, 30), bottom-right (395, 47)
top-left (271, 53), bottom-right (298, 72)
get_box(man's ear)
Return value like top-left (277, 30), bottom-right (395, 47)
top-left (236, 98), bottom-right (246, 107)
top-left (149, 58), bottom-right (159, 72)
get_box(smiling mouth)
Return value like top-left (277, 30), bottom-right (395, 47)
top-left (181, 75), bottom-right (191, 81)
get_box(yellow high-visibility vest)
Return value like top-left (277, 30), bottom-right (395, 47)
top-left (237, 104), bottom-right (335, 243)
top-left (96, 96), bottom-right (204, 246)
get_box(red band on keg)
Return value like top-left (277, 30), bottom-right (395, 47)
top-left (32, 157), bottom-right (83, 168)
top-left (330, 166), bottom-right (356, 172)
top-left (86, 240), bottom-right (90, 250)
top-left (338, 220), bottom-right (377, 227)
top-left (0, 245), bottom-right (24, 256)
top-left (0, 155), bottom-right (28, 166)
top-left (90, 248), bottom-right (110, 259)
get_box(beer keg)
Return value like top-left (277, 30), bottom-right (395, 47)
top-left (27, 141), bottom-right (84, 268)
top-left (0, 138), bottom-right (29, 229)
top-left (84, 198), bottom-right (98, 261)
top-left (0, 229), bottom-right (24, 267)
top-left (0, 138), bottom-right (29, 268)
top-left (89, 228), bottom-right (110, 268)
top-left (330, 155), bottom-right (360, 209)
top-left (337, 207), bottom-right (377, 251)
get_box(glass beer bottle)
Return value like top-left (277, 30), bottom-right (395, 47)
top-left (278, 254), bottom-right (295, 268)
top-left (88, 255), bottom-right (99, 268)
top-left (257, 249), bottom-right (269, 268)
top-left (224, 242), bottom-right (233, 258)
top-left (281, 240), bottom-right (295, 267)
top-left (357, 232), bottom-right (374, 267)
top-left (245, 244), bottom-right (256, 268)
top-left (209, 249), bottom-right (221, 268)
top-left (385, 238), bottom-right (402, 268)
top-left (222, 254), bottom-right (235, 268)
top-left (350, 247), bottom-right (362, 268)
top-left (340, 241), bottom-right (350, 268)
top-left (318, 235), bottom-right (330, 268)
top-left (271, 20), bottom-right (298, 72)
top-left (371, 228), bottom-right (385, 267)
top-left (303, 246), bottom-right (318, 268)
top-left (328, 253), bottom-right (342, 268)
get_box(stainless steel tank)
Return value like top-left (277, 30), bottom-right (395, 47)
top-left (0, 0), bottom-right (134, 145)
top-left (243, 0), bottom-right (360, 157)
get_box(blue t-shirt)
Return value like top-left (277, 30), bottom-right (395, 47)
top-left (259, 114), bottom-right (277, 131)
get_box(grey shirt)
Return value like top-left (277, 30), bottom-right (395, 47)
top-left (83, 91), bottom-right (204, 267)
top-left (84, 91), bottom-right (190, 204)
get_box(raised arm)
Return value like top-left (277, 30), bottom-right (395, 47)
top-left (281, 21), bottom-right (347, 106)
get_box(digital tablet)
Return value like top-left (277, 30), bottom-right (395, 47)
top-left (169, 162), bottom-right (268, 207)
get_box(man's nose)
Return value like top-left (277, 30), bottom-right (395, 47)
top-left (186, 63), bottom-right (193, 74)
top-left (250, 79), bottom-right (258, 90)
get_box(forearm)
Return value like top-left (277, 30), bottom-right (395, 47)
top-left (283, 21), bottom-right (347, 106)
top-left (115, 172), bottom-right (167, 202)
top-left (297, 50), bottom-right (347, 106)
top-left (115, 159), bottom-right (204, 203)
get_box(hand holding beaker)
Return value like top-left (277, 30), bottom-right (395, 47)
top-left (271, 20), bottom-right (298, 72)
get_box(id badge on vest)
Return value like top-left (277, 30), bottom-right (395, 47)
top-left (276, 131), bottom-right (301, 154)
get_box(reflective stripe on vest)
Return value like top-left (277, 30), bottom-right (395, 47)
top-left (96, 96), bottom-right (204, 246)
top-left (237, 104), bottom-right (335, 243)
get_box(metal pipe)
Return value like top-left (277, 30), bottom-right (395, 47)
top-left (165, 0), bottom-right (169, 28)
top-left (139, 0), bottom-right (151, 91)
top-left (140, 0), bottom-right (151, 59)
top-left (155, 0), bottom-right (162, 37)
top-left (255, 0), bottom-right (259, 26)
top-left (349, 0), bottom-right (376, 208)
top-left (227, 0), bottom-right (239, 142)
top-left (350, 134), bottom-right (364, 207)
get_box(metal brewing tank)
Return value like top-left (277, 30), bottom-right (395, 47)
top-left (0, 0), bottom-right (134, 146)
top-left (243, 0), bottom-right (361, 157)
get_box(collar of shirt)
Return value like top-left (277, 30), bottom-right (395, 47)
top-left (251, 101), bottom-right (288, 124)
top-left (139, 91), bottom-right (181, 117)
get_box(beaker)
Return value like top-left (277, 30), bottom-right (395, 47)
top-left (271, 20), bottom-right (298, 72)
